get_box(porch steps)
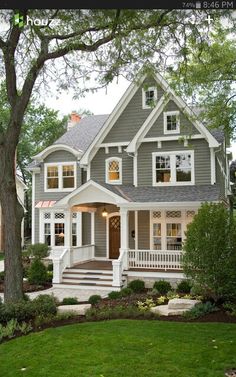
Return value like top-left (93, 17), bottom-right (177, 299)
top-left (58, 267), bottom-right (126, 290)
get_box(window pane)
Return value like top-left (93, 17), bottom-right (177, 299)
top-left (63, 165), bottom-right (74, 177)
top-left (109, 171), bottom-right (119, 181)
top-left (156, 170), bottom-right (171, 183)
top-left (153, 237), bottom-right (161, 250)
top-left (108, 160), bottom-right (120, 181)
top-left (167, 115), bottom-right (177, 131)
top-left (72, 235), bottom-right (77, 247)
top-left (166, 223), bottom-right (182, 250)
top-left (63, 177), bottom-right (75, 188)
top-left (145, 90), bottom-right (154, 106)
top-left (47, 178), bottom-right (59, 189)
top-left (153, 223), bottom-right (161, 237)
top-left (47, 166), bottom-right (58, 177)
top-left (44, 223), bottom-right (51, 246)
top-left (176, 154), bottom-right (192, 182)
top-left (55, 223), bottom-right (65, 246)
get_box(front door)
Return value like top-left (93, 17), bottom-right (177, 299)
top-left (109, 216), bottom-right (120, 259)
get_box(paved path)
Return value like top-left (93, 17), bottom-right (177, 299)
top-left (0, 287), bottom-right (110, 302)
top-left (0, 261), bottom-right (4, 272)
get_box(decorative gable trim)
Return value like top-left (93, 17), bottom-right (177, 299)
top-left (33, 144), bottom-right (82, 162)
top-left (79, 75), bottom-right (147, 167)
top-left (126, 71), bottom-right (220, 153)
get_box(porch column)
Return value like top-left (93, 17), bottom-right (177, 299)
top-left (120, 208), bottom-right (129, 250)
top-left (65, 210), bottom-right (73, 266)
top-left (91, 211), bottom-right (95, 245)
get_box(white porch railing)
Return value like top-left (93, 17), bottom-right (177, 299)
top-left (52, 248), bottom-right (70, 284)
top-left (112, 249), bottom-right (128, 287)
top-left (71, 244), bottom-right (95, 265)
top-left (128, 249), bottom-right (183, 270)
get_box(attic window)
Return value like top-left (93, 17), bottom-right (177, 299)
top-left (106, 157), bottom-right (122, 184)
top-left (142, 87), bottom-right (157, 109)
top-left (164, 111), bottom-right (180, 134)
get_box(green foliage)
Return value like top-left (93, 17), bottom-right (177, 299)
top-left (108, 291), bottom-right (121, 300)
top-left (183, 302), bottom-right (219, 319)
top-left (0, 319), bottom-right (33, 341)
top-left (120, 287), bottom-right (133, 297)
top-left (26, 243), bottom-right (49, 259)
top-left (156, 296), bottom-right (166, 305)
top-left (128, 279), bottom-right (145, 293)
top-left (47, 271), bottom-right (53, 282)
top-left (183, 203), bottom-right (236, 301)
top-left (223, 302), bottom-right (236, 317)
top-left (176, 280), bottom-right (192, 294)
top-left (166, 291), bottom-right (180, 300)
top-left (85, 305), bottom-right (158, 321)
top-left (47, 263), bottom-right (53, 271)
top-left (61, 297), bottom-right (79, 305)
top-left (153, 280), bottom-right (172, 295)
top-left (88, 295), bottom-right (102, 305)
top-left (28, 259), bottom-right (48, 285)
top-left (32, 295), bottom-right (58, 317)
top-left (137, 298), bottom-right (156, 312)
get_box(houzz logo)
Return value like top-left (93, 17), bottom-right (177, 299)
top-left (13, 12), bottom-right (59, 28)
top-left (14, 12), bottom-right (24, 28)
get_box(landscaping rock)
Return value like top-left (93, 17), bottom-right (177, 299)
top-left (168, 298), bottom-right (201, 310)
top-left (57, 304), bottom-right (91, 315)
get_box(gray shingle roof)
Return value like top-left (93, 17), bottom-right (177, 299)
top-left (95, 181), bottom-right (221, 202)
top-left (53, 114), bottom-right (109, 152)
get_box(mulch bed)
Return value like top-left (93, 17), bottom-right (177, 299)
top-left (0, 281), bottom-right (52, 293)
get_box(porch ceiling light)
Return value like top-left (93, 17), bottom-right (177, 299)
top-left (102, 206), bottom-right (108, 217)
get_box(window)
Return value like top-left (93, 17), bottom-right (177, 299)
top-left (153, 223), bottom-right (162, 250)
top-left (142, 87), bottom-right (157, 109)
top-left (152, 151), bottom-right (194, 186)
top-left (166, 223), bottom-right (182, 250)
top-left (106, 158), bottom-right (122, 184)
top-left (72, 223), bottom-right (77, 246)
top-left (164, 111), bottom-right (180, 134)
top-left (44, 223), bottom-right (51, 246)
top-left (45, 162), bottom-right (76, 192)
top-left (55, 223), bottom-right (65, 246)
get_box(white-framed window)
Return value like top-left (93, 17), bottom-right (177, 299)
top-left (44, 162), bottom-right (76, 192)
top-left (105, 157), bottom-right (122, 184)
top-left (152, 151), bottom-right (194, 186)
top-left (164, 111), bottom-right (180, 134)
top-left (142, 86), bottom-right (157, 109)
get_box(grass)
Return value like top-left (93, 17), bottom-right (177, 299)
top-left (0, 320), bottom-right (236, 377)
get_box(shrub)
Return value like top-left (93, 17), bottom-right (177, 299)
top-left (26, 243), bottom-right (49, 259)
top-left (128, 279), bottom-right (145, 293)
top-left (47, 271), bottom-right (53, 282)
top-left (176, 280), bottom-right (192, 294)
top-left (183, 302), bottom-right (218, 319)
top-left (108, 291), bottom-right (121, 300)
top-left (183, 203), bottom-right (236, 301)
top-left (153, 280), bottom-right (172, 295)
top-left (28, 259), bottom-right (48, 285)
top-left (137, 298), bottom-right (155, 311)
top-left (88, 295), bottom-right (102, 305)
top-left (32, 294), bottom-right (57, 316)
top-left (47, 263), bottom-right (53, 271)
top-left (61, 297), bottom-right (79, 305)
top-left (120, 287), bottom-right (133, 297)
top-left (223, 302), bottom-right (236, 317)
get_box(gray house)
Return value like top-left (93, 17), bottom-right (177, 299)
top-left (28, 70), bottom-right (231, 291)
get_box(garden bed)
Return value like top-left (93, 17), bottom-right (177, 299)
top-left (0, 281), bottom-right (52, 293)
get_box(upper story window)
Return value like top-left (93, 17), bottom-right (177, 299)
top-left (142, 87), bottom-right (157, 109)
top-left (164, 111), bottom-right (180, 134)
top-left (45, 162), bottom-right (76, 192)
top-left (152, 151), bottom-right (194, 186)
top-left (106, 157), bottom-right (122, 184)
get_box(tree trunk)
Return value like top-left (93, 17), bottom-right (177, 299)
top-left (0, 146), bottom-right (24, 303)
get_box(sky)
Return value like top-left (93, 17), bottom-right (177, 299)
top-left (44, 76), bottom-right (236, 161)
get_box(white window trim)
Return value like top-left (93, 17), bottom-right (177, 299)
top-left (164, 111), bottom-right (180, 135)
top-left (40, 209), bottom-right (66, 248)
top-left (142, 86), bottom-right (157, 109)
top-left (105, 157), bottom-right (122, 185)
top-left (44, 161), bottom-right (77, 192)
top-left (152, 150), bottom-right (195, 186)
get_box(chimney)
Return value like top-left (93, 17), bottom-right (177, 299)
top-left (67, 111), bottom-right (81, 131)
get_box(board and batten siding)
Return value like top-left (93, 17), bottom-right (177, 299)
top-left (103, 78), bottom-right (164, 143)
top-left (90, 147), bottom-right (133, 185)
top-left (145, 100), bottom-right (199, 138)
top-left (138, 211), bottom-right (150, 249)
top-left (137, 139), bottom-right (211, 186)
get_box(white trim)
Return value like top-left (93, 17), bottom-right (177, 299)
top-left (210, 148), bottom-right (216, 184)
top-left (120, 208), bottom-right (129, 250)
top-left (39, 209), bottom-right (66, 248)
top-left (135, 210), bottom-right (138, 250)
top-left (91, 212), bottom-right (95, 245)
top-left (100, 142), bottom-right (130, 148)
top-left (31, 172), bottom-right (36, 244)
top-left (118, 146), bottom-right (122, 153)
top-left (142, 134), bottom-right (203, 143)
top-left (54, 180), bottom-right (128, 208)
top-left (120, 201), bottom-right (209, 210)
top-left (152, 150), bottom-right (195, 186)
top-left (163, 111), bottom-right (180, 135)
top-left (87, 163), bottom-right (91, 181)
top-left (80, 74), bottom-right (146, 166)
top-left (44, 162), bottom-right (77, 193)
top-left (33, 144), bottom-right (82, 161)
top-left (142, 86), bottom-right (158, 109)
top-left (133, 153), bottom-right (138, 187)
top-left (105, 157), bottom-right (122, 185)
top-left (157, 141), bottom-right (162, 149)
top-left (106, 212), bottom-right (120, 259)
top-left (77, 212), bottom-right (82, 247)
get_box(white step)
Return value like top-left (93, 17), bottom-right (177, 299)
top-left (65, 268), bottom-right (112, 274)
top-left (63, 272), bottom-right (113, 280)
top-left (53, 283), bottom-right (121, 291)
top-left (62, 277), bottom-right (113, 285)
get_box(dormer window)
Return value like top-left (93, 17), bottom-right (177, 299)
top-left (142, 87), bottom-right (157, 109)
top-left (164, 111), bottom-right (180, 134)
top-left (45, 162), bottom-right (76, 192)
top-left (106, 157), bottom-right (122, 184)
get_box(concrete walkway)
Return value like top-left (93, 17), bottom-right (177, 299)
top-left (0, 261), bottom-right (4, 272)
top-left (0, 286), bottom-right (110, 302)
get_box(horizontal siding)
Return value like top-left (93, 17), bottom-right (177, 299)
top-left (82, 212), bottom-right (91, 245)
top-left (103, 78), bottom-right (164, 143)
top-left (91, 147), bottom-right (133, 185)
top-left (146, 100), bottom-right (199, 138)
top-left (137, 139), bottom-right (211, 186)
top-left (138, 211), bottom-right (150, 249)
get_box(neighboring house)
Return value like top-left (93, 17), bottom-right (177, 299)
top-left (0, 175), bottom-right (27, 251)
top-left (28, 70), bottom-right (231, 291)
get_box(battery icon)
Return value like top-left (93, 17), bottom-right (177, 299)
top-left (196, 1), bottom-right (201, 8)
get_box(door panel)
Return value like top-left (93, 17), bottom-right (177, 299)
top-left (109, 216), bottom-right (120, 259)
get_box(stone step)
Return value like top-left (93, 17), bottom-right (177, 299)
top-left (53, 283), bottom-right (121, 291)
top-left (63, 272), bottom-right (113, 280)
top-left (62, 277), bottom-right (113, 285)
top-left (64, 268), bottom-right (113, 275)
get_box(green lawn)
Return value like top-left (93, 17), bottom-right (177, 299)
top-left (0, 320), bottom-right (235, 377)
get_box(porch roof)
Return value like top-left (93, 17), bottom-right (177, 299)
top-left (95, 181), bottom-right (221, 203)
